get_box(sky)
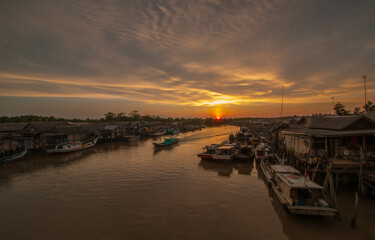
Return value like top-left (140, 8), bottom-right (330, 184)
top-left (0, 0), bottom-right (375, 119)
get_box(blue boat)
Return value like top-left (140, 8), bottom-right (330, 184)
top-left (153, 138), bottom-right (179, 147)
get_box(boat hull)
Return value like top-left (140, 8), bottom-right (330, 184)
top-left (0, 149), bottom-right (28, 164)
top-left (46, 137), bottom-right (98, 154)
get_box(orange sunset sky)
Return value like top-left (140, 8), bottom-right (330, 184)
top-left (1, 0), bottom-right (375, 119)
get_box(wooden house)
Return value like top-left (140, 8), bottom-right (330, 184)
top-left (280, 115), bottom-right (375, 162)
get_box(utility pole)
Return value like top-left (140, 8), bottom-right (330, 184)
top-left (331, 96), bottom-right (335, 115)
top-left (280, 85), bottom-right (284, 120)
top-left (364, 75), bottom-right (367, 108)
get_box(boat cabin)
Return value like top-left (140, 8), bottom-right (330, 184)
top-left (270, 165), bottom-right (326, 207)
top-left (217, 145), bottom-right (236, 156)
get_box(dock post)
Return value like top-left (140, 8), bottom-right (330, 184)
top-left (358, 148), bottom-right (365, 196)
top-left (351, 192), bottom-right (359, 228)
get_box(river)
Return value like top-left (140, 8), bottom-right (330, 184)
top-left (0, 126), bottom-right (374, 239)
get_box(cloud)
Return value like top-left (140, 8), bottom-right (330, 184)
top-left (0, 0), bottom-right (374, 117)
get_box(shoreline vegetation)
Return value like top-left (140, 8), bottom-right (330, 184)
top-left (1, 99), bottom-right (374, 124)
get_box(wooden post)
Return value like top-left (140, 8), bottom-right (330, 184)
top-left (325, 137), bottom-right (328, 158)
top-left (363, 135), bottom-right (366, 152)
top-left (312, 160), bottom-right (320, 182)
top-left (359, 147), bottom-right (365, 196)
top-left (351, 192), bottom-right (359, 228)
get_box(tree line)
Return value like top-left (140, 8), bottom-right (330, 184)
top-left (334, 100), bottom-right (375, 116)
top-left (0, 111), bottom-right (222, 126)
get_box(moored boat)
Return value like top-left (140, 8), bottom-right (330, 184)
top-left (260, 161), bottom-right (337, 216)
top-left (46, 137), bottom-right (98, 153)
top-left (210, 145), bottom-right (237, 163)
top-left (123, 135), bottom-right (141, 142)
top-left (148, 130), bottom-right (165, 137)
top-left (234, 145), bottom-right (254, 161)
top-left (153, 137), bottom-right (179, 147)
top-left (197, 144), bottom-right (220, 160)
top-left (0, 149), bottom-right (28, 164)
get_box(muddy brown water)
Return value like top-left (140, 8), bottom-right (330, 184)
top-left (0, 126), bottom-right (374, 239)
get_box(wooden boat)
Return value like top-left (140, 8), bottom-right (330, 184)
top-left (255, 143), bottom-right (271, 161)
top-left (46, 137), bottom-right (98, 153)
top-left (148, 130), bottom-right (165, 137)
top-left (210, 145), bottom-right (237, 163)
top-left (165, 128), bottom-right (180, 135)
top-left (234, 145), bottom-right (254, 161)
top-left (153, 138), bottom-right (179, 147)
top-left (260, 161), bottom-right (337, 216)
top-left (197, 144), bottom-right (220, 160)
top-left (0, 149), bottom-right (28, 164)
top-left (123, 135), bottom-right (141, 142)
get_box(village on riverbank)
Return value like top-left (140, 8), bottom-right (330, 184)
top-left (2, 111), bottom-right (375, 224)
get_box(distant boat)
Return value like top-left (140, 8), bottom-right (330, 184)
top-left (148, 130), bottom-right (165, 137)
top-left (46, 137), bottom-right (98, 153)
top-left (0, 149), bottom-right (28, 164)
top-left (198, 144), bottom-right (237, 163)
top-left (234, 145), bottom-right (254, 161)
top-left (153, 138), bottom-right (179, 147)
top-left (255, 143), bottom-right (271, 161)
top-left (260, 161), bottom-right (337, 216)
top-left (165, 128), bottom-right (180, 135)
top-left (197, 144), bottom-right (221, 160)
top-left (123, 135), bottom-right (141, 142)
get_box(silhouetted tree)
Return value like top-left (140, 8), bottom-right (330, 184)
top-left (334, 102), bottom-right (351, 116)
top-left (353, 107), bottom-right (362, 115)
top-left (104, 112), bottom-right (116, 121)
top-left (363, 100), bottom-right (375, 113)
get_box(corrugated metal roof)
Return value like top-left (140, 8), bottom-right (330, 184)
top-left (42, 126), bottom-right (98, 136)
top-left (309, 115), bottom-right (364, 130)
top-left (281, 127), bottom-right (375, 137)
top-left (366, 112), bottom-right (375, 122)
top-left (0, 123), bottom-right (28, 133)
top-left (22, 122), bottom-right (70, 133)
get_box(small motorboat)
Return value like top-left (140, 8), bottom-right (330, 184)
top-left (0, 149), bottom-right (28, 164)
top-left (46, 137), bottom-right (98, 153)
top-left (153, 138), bottom-right (179, 147)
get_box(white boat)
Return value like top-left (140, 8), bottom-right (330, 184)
top-left (260, 161), bottom-right (337, 216)
top-left (46, 137), bottom-right (98, 153)
top-left (0, 149), bottom-right (28, 164)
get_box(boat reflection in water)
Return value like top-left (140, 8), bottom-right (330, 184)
top-left (0, 142), bottom-right (124, 184)
top-left (198, 159), bottom-right (254, 177)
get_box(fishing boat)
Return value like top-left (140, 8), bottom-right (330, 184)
top-left (260, 161), bottom-right (337, 216)
top-left (197, 144), bottom-right (220, 160)
top-left (153, 138), bottom-right (179, 147)
top-left (234, 145), bottom-right (254, 161)
top-left (0, 149), bottom-right (28, 164)
top-left (165, 128), bottom-right (180, 135)
top-left (123, 135), bottom-right (141, 142)
top-left (211, 145), bottom-right (237, 163)
top-left (148, 130), bottom-right (165, 137)
top-left (255, 143), bottom-right (271, 161)
top-left (46, 137), bottom-right (98, 153)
